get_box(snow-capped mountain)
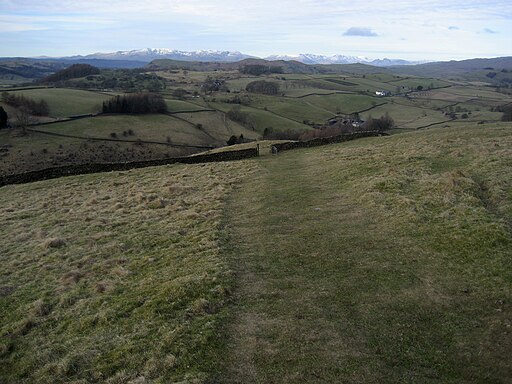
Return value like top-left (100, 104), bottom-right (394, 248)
top-left (264, 53), bottom-right (420, 66)
top-left (64, 48), bottom-right (254, 63)
top-left (264, 53), bottom-right (368, 64)
top-left (59, 48), bottom-right (423, 66)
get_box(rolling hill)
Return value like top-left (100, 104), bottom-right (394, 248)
top-left (389, 56), bottom-right (512, 83)
top-left (1, 123), bottom-right (510, 382)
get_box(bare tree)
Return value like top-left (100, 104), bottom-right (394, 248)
top-left (14, 108), bottom-right (34, 136)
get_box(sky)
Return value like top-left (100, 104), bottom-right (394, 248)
top-left (0, 0), bottom-right (511, 61)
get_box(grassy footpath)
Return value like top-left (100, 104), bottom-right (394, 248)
top-left (0, 160), bottom-right (257, 383)
top-left (219, 124), bottom-right (511, 383)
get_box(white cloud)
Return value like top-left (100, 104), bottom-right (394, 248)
top-left (1, 0), bottom-right (511, 59)
top-left (343, 27), bottom-right (378, 37)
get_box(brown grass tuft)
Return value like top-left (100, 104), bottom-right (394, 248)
top-left (163, 354), bottom-right (177, 369)
top-left (31, 299), bottom-right (51, 317)
top-left (14, 317), bottom-right (36, 335)
top-left (147, 198), bottom-right (167, 209)
top-left (61, 271), bottom-right (82, 285)
top-left (94, 281), bottom-right (109, 293)
top-left (42, 237), bottom-right (66, 248)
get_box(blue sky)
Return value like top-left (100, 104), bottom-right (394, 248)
top-left (0, 0), bottom-right (511, 60)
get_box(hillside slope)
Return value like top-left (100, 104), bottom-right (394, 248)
top-left (0, 160), bottom-right (258, 383)
top-left (389, 56), bottom-right (512, 83)
top-left (1, 123), bottom-right (511, 382)
top-left (220, 123), bottom-right (512, 382)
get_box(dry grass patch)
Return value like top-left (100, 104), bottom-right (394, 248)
top-left (0, 159), bottom-right (257, 383)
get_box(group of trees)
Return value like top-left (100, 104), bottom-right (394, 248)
top-left (500, 105), bottom-right (512, 121)
top-left (363, 114), bottom-right (395, 132)
top-left (491, 104), bottom-right (512, 121)
top-left (263, 114), bottom-right (394, 142)
top-left (172, 88), bottom-right (189, 100)
top-left (41, 64), bottom-right (100, 83)
top-left (226, 105), bottom-right (253, 129)
top-left (0, 107), bottom-right (7, 129)
top-left (39, 65), bottom-right (167, 92)
top-left (246, 80), bottom-right (280, 95)
top-left (102, 93), bottom-right (168, 114)
top-left (263, 127), bottom-right (303, 140)
top-left (1, 92), bottom-right (49, 116)
top-left (240, 65), bottom-right (284, 76)
top-left (226, 134), bottom-right (248, 145)
top-left (201, 77), bottom-right (228, 94)
top-left (225, 94), bottom-right (252, 106)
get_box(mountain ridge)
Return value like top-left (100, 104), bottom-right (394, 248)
top-left (54, 48), bottom-right (423, 66)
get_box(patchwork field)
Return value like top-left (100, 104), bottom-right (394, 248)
top-left (1, 65), bottom-right (510, 175)
top-left (0, 111), bottom-right (256, 175)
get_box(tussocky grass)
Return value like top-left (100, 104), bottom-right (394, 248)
top-left (219, 123), bottom-right (511, 383)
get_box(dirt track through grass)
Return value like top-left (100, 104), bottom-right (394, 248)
top-left (222, 153), bottom-right (378, 382)
top-left (220, 126), bottom-right (512, 383)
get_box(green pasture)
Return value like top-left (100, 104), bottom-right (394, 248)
top-left (246, 94), bottom-right (334, 123)
top-left (173, 111), bottom-right (260, 141)
top-left (302, 93), bottom-right (381, 114)
top-left (219, 123), bottom-right (512, 382)
top-left (283, 87), bottom-right (342, 97)
top-left (164, 98), bottom-right (210, 112)
top-left (9, 88), bottom-right (112, 118)
top-left (361, 102), bottom-right (448, 129)
top-left (38, 114), bottom-right (213, 145)
top-left (210, 102), bottom-right (310, 133)
top-left (387, 77), bottom-right (451, 90)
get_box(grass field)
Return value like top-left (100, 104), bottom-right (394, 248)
top-left (225, 77), bottom-right (266, 92)
top-left (0, 130), bottom-right (200, 176)
top-left (360, 102), bottom-right (448, 129)
top-left (386, 77), bottom-right (451, 90)
top-left (282, 87), bottom-right (342, 98)
top-left (421, 86), bottom-right (512, 105)
top-left (247, 94), bottom-right (334, 123)
top-left (173, 111), bottom-right (260, 141)
top-left (9, 88), bottom-right (112, 118)
top-left (219, 123), bottom-right (512, 382)
top-left (210, 102), bottom-right (311, 133)
top-left (302, 93), bottom-right (381, 114)
top-left (338, 77), bottom-right (397, 93)
top-left (0, 114), bottom-right (213, 175)
top-left (1, 123), bottom-right (511, 382)
top-left (38, 114), bottom-right (214, 145)
top-left (0, 112), bottom-right (260, 175)
top-left (0, 160), bottom-right (258, 383)
top-left (164, 98), bottom-right (211, 112)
